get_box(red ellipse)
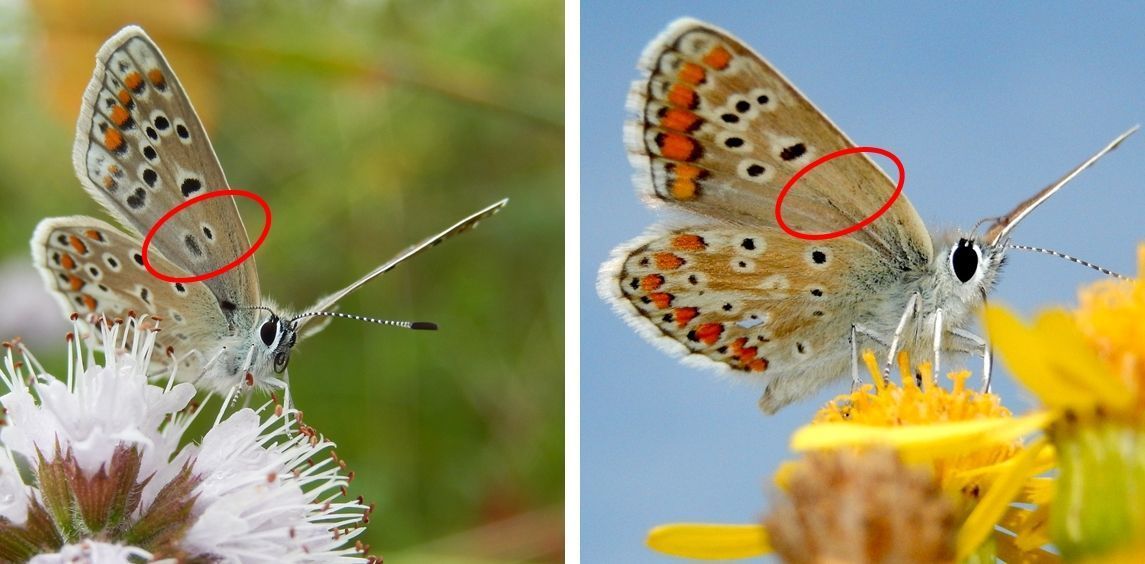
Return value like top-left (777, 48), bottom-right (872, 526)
top-left (142, 189), bottom-right (271, 283)
top-left (774, 146), bottom-right (905, 241)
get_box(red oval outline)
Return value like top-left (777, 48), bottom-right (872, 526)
top-left (774, 146), bottom-right (905, 241)
top-left (142, 189), bottom-right (271, 283)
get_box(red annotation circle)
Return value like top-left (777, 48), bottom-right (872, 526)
top-left (142, 189), bottom-right (271, 283)
top-left (775, 146), bottom-right (905, 241)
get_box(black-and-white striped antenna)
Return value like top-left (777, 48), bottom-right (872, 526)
top-left (289, 311), bottom-right (437, 331)
top-left (1007, 243), bottom-right (1127, 279)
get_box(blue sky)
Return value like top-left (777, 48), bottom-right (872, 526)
top-left (581, 2), bottom-right (1145, 561)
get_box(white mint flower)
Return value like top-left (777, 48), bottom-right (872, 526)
top-left (28, 540), bottom-right (152, 563)
top-left (0, 316), bottom-right (375, 562)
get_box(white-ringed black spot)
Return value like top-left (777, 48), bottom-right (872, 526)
top-left (812, 250), bottom-right (827, 264)
top-left (133, 253), bottom-right (144, 266)
top-left (202, 226), bottom-right (214, 240)
top-left (756, 94), bottom-right (770, 104)
top-left (146, 127), bottom-right (158, 141)
top-left (176, 124), bottom-right (190, 139)
top-left (143, 146), bottom-right (157, 161)
top-left (687, 274), bottom-right (698, 285)
top-left (106, 256), bottom-right (119, 269)
top-left (741, 238), bottom-right (755, 250)
top-left (88, 266), bottom-right (100, 278)
top-left (724, 137), bottom-right (744, 148)
top-left (810, 288), bottom-right (823, 297)
top-left (57, 273), bottom-right (68, 283)
top-left (737, 261), bottom-right (747, 268)
top-left (722, 303), bottom-right (732, 311)
top-left (734, 100), bottom-right (751, 113)
top-left (181, 178), bottom-right (202, 197)
top-left (174, 283), bottom-right (186, 294)
top-left (154, 115), bottom-right (170, 130)
top-left (746, 164), bottom-right (765, 177)
top-left (56, 234), bottom-right (67, 246)
top-left (184, 234), bottom-right (202, 257)
top-left (98, 284), bottom-right (107, 292)
top-left (142, 168), bottom-right (158, 187)
top-left (140, 287), bottom-right (150, 304)
top-left (126, 187), bottom-right (147, 209)
top-left (720, 113), bottom-right (739, 123)
top-left (780, 143), bottom-right (807, 161)
top-left (796, 342), bottom-right (806, 354)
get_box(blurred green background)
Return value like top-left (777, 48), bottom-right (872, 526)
top-left (0, 1), bottom-right (563, 561)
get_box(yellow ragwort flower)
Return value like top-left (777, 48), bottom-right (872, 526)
top-left (648, 352), bottom-right (1055, 561)
top-left (984, 244), bottom-right (1145, 561)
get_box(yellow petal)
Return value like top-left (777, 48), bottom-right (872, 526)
top-left (791, 411), bottom-right (1052, 461)
top-left (647, 523), bottom-right (771, 559)
top-left (1034, 310), bottom-right (1132, 410)
top-left (957, 437), bottom-right (1048, 560)
top-left (984, 306), bottom-right (1101, 409)
top-left (994, 529), bottom-right (1059, 563)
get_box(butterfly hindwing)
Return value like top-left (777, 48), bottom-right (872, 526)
top-left (72, 26), bottom-right (260, 324)
top-left (32, 217), bottom-right (227, 364)
top-left (600, 224), bottom-right (894, 412)
top-left (627, 18), bottom-right (932, 266)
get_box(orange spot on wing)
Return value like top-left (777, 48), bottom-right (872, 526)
top-left (69, 236), bottom-right (88, 255)
top-left (68, 276), bottom-right (85, 291)
top-left (674, 307), bottom-right (698, 327)
top-left (84, 230), bottom-right (104, 242)
top-left (147, 69), bottom-right (167, 89)
top-left (667, 84), bottom-right (697, 109)
top-left (657, 133), bottom-right (699, 162)
top-left (748, 358), bottom-right (769, 372)
top-left (82, 295), bottom-right (97, 311)
top-left (730, 337), bottom-right (759, 363)
top-left (672, 234), bottom-right (707, 250)
top-left (661, 108), bottom-right (701, 132)
top-left (649, 292), bottom-right (674, 309)
top-left (108, 165), bottom-right (122, 176)
top-left (640, 274), bottom-right (664, 291)
top-left (60, 253), bottom-right (75, 270)
top-left (117, 89), bottom-right (133, 107)
top-left (654, 253), bottom-right (684, 270)
top-left (102, 176), bottom-right (116, 190)
top-left (109, 104), bottom-right (131, 128)
top-left (670, 164), bottom-right (704, 200)
top-left (695, 323), bottom-right (724, 346)
top-left (677, 62), bottom-right (705, 85)
top-left (103, 128), bottom-right (125, 153)
top-left (703, 46), bottom-right (732, 70)
top-left (124, 71), bottom-right (144, 92)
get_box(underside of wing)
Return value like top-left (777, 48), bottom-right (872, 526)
top-left (626, 18), bottom-right (932, 266)
top-left (32, 216), bottom-right (227, 368)
top-left (599, 224), bottom-right (886, 383)
top-left (72, 26), bottom-right (259, 311)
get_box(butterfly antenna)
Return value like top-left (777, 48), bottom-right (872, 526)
top-left (289, 311), bottom-right (438, 331)
top-left (1007, 243), bottom-right (1127, 279)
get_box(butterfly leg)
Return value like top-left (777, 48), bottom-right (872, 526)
top-left (932, 308), bottom-right (944, 382)
top-left (884, 292), bottom-right (921, 380)
top-left (950, 328), bottom-right (992, 392)
top-left (851, 323), bottom-right (889, 390)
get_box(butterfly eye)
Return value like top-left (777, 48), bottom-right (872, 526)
top-left (951, 241), bottom-right (980, 283)
top-left (260, 317), bottom-right (279, 347)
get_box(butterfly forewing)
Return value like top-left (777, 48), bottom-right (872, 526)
top-left (73, 26), bottom-right (259, 323)
top-left (32, 217), bottom-right (226, 362)
top-left (627, 18), bottom-right (932, 263)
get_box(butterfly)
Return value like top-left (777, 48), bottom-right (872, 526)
top-left (31, 25), bottom-right (507, 395)
top-left (599, 17), bottom-right (1132, 414)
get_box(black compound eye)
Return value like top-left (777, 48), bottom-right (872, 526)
top-left (951, 242), bottom-right (979, 283)
top-left (259, 318), bottom-right (278, 346)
